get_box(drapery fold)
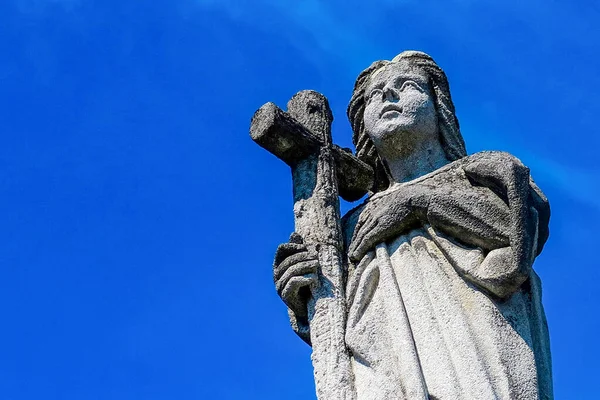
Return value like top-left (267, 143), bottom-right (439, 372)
top-left (344, 226), bottom-right (551, 400)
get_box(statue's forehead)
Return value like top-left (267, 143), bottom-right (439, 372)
top-left (368, 62), bottom-right (427, 87)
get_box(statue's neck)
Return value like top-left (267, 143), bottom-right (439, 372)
top-left (383, 138), bottom-right (449, 184)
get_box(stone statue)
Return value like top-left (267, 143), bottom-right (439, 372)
top-left (250, 51), bottom-right (552, 400)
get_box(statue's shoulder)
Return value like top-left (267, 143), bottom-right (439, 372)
top-left (462, 150), bottom-right (527, 170)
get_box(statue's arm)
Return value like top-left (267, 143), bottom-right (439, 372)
top-left (422, 151), bottom-right (550, 298)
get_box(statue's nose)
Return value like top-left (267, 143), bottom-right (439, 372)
top-left (383, 86), bottom-right (399, 102)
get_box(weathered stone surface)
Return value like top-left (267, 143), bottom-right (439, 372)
top-left (250, 96), bottom-right (374, 202)
top-left (252, 90), bottom-right (358, 399)
top-left (252, 51), bottom-right (552, 400)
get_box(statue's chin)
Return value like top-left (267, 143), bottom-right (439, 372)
top-left (369, 117), bottom-right (420, 144)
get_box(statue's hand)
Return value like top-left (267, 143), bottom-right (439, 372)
top-left (273, 233), bottom-right (319, 319)
top-left (349, 187), bottom-right (422, 262)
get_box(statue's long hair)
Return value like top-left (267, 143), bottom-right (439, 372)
top-left (347, 51), bottom-right (467, 193)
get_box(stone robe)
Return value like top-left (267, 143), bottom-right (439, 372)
top-left (291, 151), bottom-right (552, 400)
top-left (343, 151), bottom-right (552, 400)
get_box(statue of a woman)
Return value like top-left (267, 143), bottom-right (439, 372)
top-left (274, 51), bottom-right (552, 399)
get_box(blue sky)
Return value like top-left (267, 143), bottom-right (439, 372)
top-left (0, 0), bottom-right (599, 398)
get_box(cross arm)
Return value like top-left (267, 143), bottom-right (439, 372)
top-left (250, 101), bottom-right (374, 202)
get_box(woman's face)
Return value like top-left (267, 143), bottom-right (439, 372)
top-left (363, 62), bottom-right (438, 158)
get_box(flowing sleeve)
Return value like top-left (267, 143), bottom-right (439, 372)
top-left (423, 151), bottom-right (550, 299)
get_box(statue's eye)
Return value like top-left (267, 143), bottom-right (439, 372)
top-left (367, 88), bottom-right (383, 102)
top-left (399, 80), bottom-right (421, 92)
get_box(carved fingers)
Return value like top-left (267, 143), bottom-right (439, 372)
top-left (349, 195), bottom-right (415, 262)
top-left (273, 233), bottom-right (319, 317)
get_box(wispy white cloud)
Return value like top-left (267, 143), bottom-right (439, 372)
top-left (195, 0), bottom-right (599, 210)
top-left (528, 158), bottom-right (600, 210)
top-left (195, 0), bottom-right (385, 76)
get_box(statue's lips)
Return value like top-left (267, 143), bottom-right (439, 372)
top-left (380, 104), bottom-right (403, 118)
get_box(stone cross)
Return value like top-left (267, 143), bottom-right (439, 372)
top-left (250, 90), bottom-right (372, 400)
